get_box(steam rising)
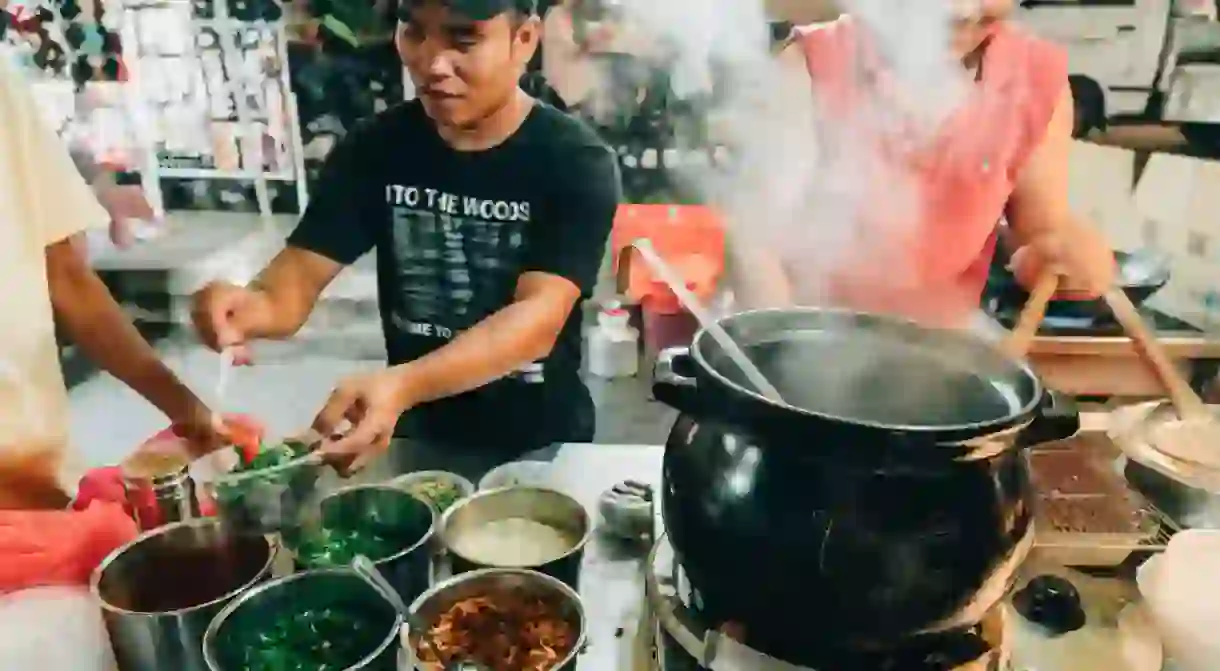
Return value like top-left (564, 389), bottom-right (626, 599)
top-left (584, 0), bottom-right (1005, 415)
top-left (591, 0), bottom-right (984, 308)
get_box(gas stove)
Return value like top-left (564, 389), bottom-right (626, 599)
top-left (985, 299), bottom-right (1204, 338)
top-left (982, 301), bottom-right (1220, 399)
top-left (642, 536), bottom-right (1013, 671)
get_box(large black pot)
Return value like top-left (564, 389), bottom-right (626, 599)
top-left (652, 309), bottom-right (1079, 665)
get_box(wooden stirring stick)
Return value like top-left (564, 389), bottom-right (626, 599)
top-left (1002, 273), bottom-right (1059, 359)
top-left (1104, 289), bottom-right (1210, 420)
top-left (1104, 288), bottom-right (1220, 468)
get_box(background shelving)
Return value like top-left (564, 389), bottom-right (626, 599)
top-left (121, 0), bottom-right (308, 218)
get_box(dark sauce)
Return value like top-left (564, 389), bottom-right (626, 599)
top-left (99, 533), bottom-right (270, 613)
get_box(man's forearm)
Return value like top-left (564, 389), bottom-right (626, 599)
top-left (46, 238), bottom-right (205, 423)
top-left (243, 278), bottom-right (315, 340)
top-left (394, 300), bottom-right (564, 405)
top-left (235, 248), bottom-right (341, 341)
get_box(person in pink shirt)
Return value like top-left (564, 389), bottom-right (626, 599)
top-left (740, 0), bottom-right (1115, 327)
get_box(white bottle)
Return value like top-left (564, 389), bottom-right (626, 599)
top-left (587, 306), bottom-right (639, 379)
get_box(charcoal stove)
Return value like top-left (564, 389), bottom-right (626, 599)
top-left (641, 535), bottom-right (1014, 671)
top-left (984, 300), bottom-right (1220, 400)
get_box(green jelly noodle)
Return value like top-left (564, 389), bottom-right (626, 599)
top-left (227, 606), bottom-right (388, 671)
top-left (294, 527), bottom-right (399, 568)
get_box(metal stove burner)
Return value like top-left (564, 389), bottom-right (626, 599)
top-left (987, 302), bottom-right (1203, 337)
top-left (646, 536), bottom-right (1012, 671)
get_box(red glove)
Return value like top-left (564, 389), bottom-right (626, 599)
top-left (0, 502), bottom-right (138, 593)
top-left (73, 467), bottom-right (130, 515)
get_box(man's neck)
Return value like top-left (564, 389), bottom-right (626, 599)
top-left (436, 88), bottom-right (535, 152)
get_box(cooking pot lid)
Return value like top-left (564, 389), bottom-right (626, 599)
top-left (694, 309), bottom-right (1041, 432)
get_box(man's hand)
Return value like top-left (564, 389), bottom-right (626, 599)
top-left (1009, 226), bottom-right (1115, 300)
top-left (132, 412), bottom-right (263, 463)
top-left (312, 367), bottom-right (418, 475)
top-left (191, 281), bottom-right (267, 360)
top-left (168, 402), bottom-right (231, 457)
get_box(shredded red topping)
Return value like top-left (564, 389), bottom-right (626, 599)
top-left (415, 590), bottom-right (577, 671)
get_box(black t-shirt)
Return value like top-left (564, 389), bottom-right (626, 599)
top-left (288, 100), bottom-right (621, 452)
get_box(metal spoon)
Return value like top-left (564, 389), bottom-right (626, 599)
top-left (350, 556), bottom-right (483, 671)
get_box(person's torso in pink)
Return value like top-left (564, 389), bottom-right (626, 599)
top-left (791, 18), bottom-right (1068, 326)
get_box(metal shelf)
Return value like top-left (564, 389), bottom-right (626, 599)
top-left (159, 166), bottom-right (294, 179)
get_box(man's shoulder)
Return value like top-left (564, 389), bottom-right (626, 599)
top-left (519, 103), bottom-right (612, 155)
top-left (341, 100), bottom-right (430, 148)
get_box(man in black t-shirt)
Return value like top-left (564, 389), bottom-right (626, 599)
top-left (191, 0), bottom-right (620, 477)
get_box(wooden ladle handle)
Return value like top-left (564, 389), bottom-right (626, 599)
top-left (1003, 273), bottom-right (1059, 359)
top-left (1103, 288), bottom-right (1210, 420)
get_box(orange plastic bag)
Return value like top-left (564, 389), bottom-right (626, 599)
top-left (0, 501), bottom-right (138, 595)
top-left (611, 204), bottom-right (726, 314)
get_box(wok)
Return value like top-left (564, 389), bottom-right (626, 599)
top-left (986, 249), bottom-right (1171, 320)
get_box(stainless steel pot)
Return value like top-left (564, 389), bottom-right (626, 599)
top-left (404, 568), bottom-right (587, 670)
top-left (202, 569), bottom-right (402, 671)
top-left (438, 487), bottom-right (591, 589)
top-left (90, 518), bottom-right (276, 671)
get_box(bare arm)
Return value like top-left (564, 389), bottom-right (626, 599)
top-left (1006, 87), bottom-right (1115, 297)
top-left (394, 273), bottom-right (580, 403)
top-left (240, 247), bottom-right (347, 340)
top-left (45, 236), bottom-right (207, 426)
top-left (219, 117), bottom-right (377, 342)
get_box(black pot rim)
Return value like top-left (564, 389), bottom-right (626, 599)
top-left (690, 307), bottom-right (1045, 438)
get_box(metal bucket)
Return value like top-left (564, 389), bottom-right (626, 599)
top-left (439, 486), bottom-right (592, 589)
top-left (90, 518), bottom-right (276, 671)
top-left (202, 569), bottom-right (402, 671)
top-left (404, 568), bottom-right (587, 670)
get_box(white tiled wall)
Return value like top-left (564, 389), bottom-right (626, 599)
top-left (1068, 142), bottom-right (1142, 251)
top-left (1070, 141), bottom-right (1220, 328)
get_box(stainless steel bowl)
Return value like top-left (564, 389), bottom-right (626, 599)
top-left (391, 470), bottom-right (475, 514)
top-left (439, 486), bottom-right (592, 588)
top-left (404, 568), bottom-right (587, 670)
top-left (202, 568), bottom-right (403, 671)
top-left (91, 518), bottom-right (276, 671)
top-left (289, 484), bottom-right (437, 604)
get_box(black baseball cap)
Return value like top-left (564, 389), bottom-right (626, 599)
top-left (400, 0), bottom-right (537, 20)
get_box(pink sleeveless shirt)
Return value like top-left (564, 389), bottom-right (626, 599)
top-left (792, 18), bottom-right (1068, 325)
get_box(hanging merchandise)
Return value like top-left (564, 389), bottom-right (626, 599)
top-left (121, 0), bottom-right (308, 214)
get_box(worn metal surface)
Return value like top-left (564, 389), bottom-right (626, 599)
top-left (549, 444), bottom-right (666, 671)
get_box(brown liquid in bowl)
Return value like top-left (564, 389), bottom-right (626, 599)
top-left (99, 533), bottom-right (270, 613)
